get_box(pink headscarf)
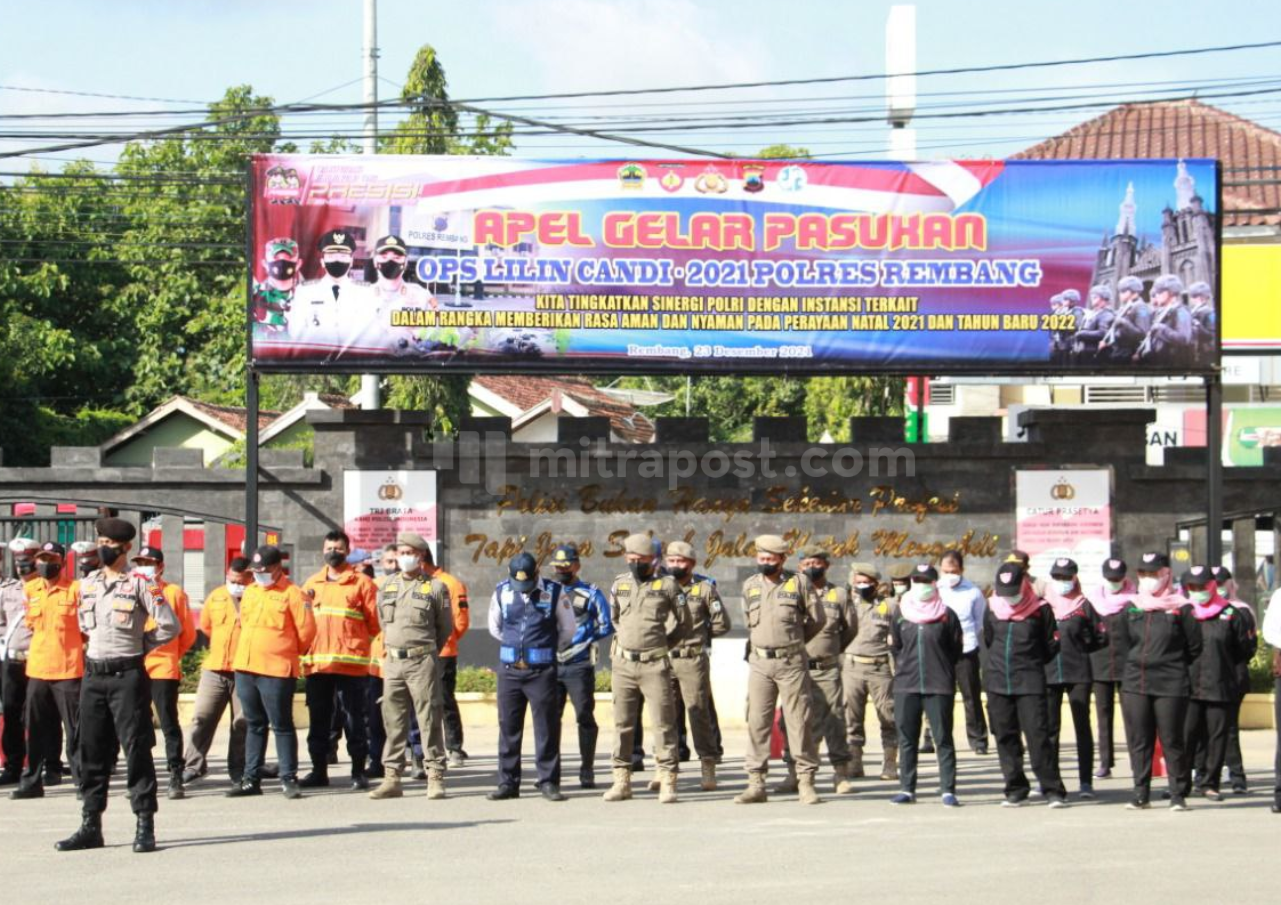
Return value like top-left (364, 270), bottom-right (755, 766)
top-left (988, 584), bottom-right (1043, 622)
top-left (1191, 583), bottom-right (1229, 621)
top-left (1092, 575), bottom-right (1136, 617)
top-left (898, 586), bottom-right (949, 624)
top-left (1044, 580), bottom-right (1088, 621)
top-left (1134, 572), bottom-right (1188, 613)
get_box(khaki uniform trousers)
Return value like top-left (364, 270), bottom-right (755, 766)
top-left (670, 653), bottom-right (718, 760)
top-left (843, 658), bottom-right (897, 754)
top-left (382, 653), bottom-right (446, 775)
top-left (746, 654), bottom-right (818, 777)
top-left (611, 657), bottom-right (678, 772)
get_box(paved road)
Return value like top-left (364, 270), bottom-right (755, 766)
top-left (3, 725), bottom-right (1279, 904)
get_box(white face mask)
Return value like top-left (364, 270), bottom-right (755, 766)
top-left (998, 593), bottom-right (1021, 607)
top-left (1138, 576), bottom-right (1162, 594)
top-left (397, 554), bottom-right (421, 573)
top-left (939, 573), bottom-right (962, 590)
top-left (228, 582), bottom-right (245, 598)
top-left (1106, 579), bottom-right (1125, 593)
top-left (912, 583), bottom-right (938, 601)
top-left (1054, 579), bottom-right (1076, 595)
top-left (253, 571), bottom-right (275, 587)
top-left (134, 565), bottom-right (157, 581)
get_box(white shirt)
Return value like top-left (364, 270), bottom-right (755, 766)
top-left (939, 576), bottom-right (987, 654)
top-left (1262, 588), bottom-right (1281, 649)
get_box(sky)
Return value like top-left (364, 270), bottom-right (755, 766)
top-left (1, 0), bottom-right (1280, 168)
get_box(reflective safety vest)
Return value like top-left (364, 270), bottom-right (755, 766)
top-left (497, 580), bottom-right (561, 666)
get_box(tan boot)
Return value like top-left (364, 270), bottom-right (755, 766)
top-left (798, 774), bottom-right (822, 805)
top-left (646, 778), bottom-right (661, 792)
top-left (734, 772), bottom-right (768, 804)
top-left (602, 767), bottom-right (633, 802)
top-left (848, 749), bottom-right (866, 779)
top-left (368, 772), bottom-right (403, 800)
top-left (700, 758), bottom-right (718, 792)
top-left (658, 770), bottom-right (678, 804)
top-left (880, 748), bottom-right (899, 782)
top-left (833, 762), bottom-right (856, 795)
top-left (426, 772), bottom-right (446, 800)
top-left (773, 763), bottom-right (799, 794)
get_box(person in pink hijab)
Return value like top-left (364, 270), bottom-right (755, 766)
top-left (1044, 558), bottom-right (1102, 799)
top-left (1089, 558), bottom-right (1135, 779)
top-left (1121, 551), bottom-right (1202, 811)
top-left (1207, 565), bottom-right (1258, 793)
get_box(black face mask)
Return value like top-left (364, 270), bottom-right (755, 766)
top-left (323, 260), bottom-right (351, 279)
top-left (37, 561), bottom-right (61, 580)
top-left (378, 259), bottom-right (406, 280)
top-left (267, 260), bottom-right (297, 281)
top-left (79, 562), bottom-right (98, 577)
top-left (97, 545), bottom-right (123, 568)
top-left (855, 584), bottom-right (878, 602)
top-left (757, 562), bottom-right (780, 577)
top-left (552, 569), bottom-right (574, 585)
top-left (667, 565), bottom-right (689, 582)
top-left (629, 560), bottom-right (652, 580)
top-left (803, 566), bottom-right (826, 582)
top-left (323, 551), bottom-right (347, 568)
top-left (15, 559), bottom-right (35, 576)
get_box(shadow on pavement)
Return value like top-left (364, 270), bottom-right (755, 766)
top-left (160, 819), bottom-right (513, 849)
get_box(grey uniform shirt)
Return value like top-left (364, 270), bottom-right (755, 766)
top-left (742, 570), bottom-right (824, 650)
top-left (805, 582), bottom-right (857, 660)
top-left (849, 595), bottom-right (895, 658)
top-left (486, 579), bottom-right (577, 647)
top-left (378, 571), bottom-right (453, 651)
top-left (674, 576), bottom-right (731, 650)
top-left (0, 577), bottom-right (32, 656)
top-left (77, 568), bottom-right (179, 660)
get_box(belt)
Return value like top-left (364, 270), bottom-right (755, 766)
top-left (86, 655), bottom-right (144, 676)
top-left (503, 661), bottom-right (552, 672)
top-left (751, 642), bottom-right (804, 661)
top-left (670, 645), bottom-right (705, 660)
top-left (807, 655), bottom-right (839, 671)
top-left (385, 645), bottom-right (434, 661)
top-left (849, 654), bottom-right (890, 665)
top-left (613, 643), bottom-right (669, 663)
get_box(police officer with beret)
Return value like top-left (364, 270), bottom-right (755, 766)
top-left (736, 535), bottom-right (825, 805)
top-left (57, 518), bottom-right (180, 854)
top-left (550, 543), bottom-right (614, 789)
top-left (487, 553), bottom-right (577, 801)
top-left (603, 533), bottom-right (692, 804)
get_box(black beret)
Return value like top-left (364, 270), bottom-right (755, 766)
top-left (95, 517), bottom-right (136, 543)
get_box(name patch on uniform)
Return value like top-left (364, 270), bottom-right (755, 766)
top-left (617, 583), bottom-right (632, 593)
top-left (826, 589), bottom-right (838, 602)
top-left (747, 588), bottom-right (761, 598)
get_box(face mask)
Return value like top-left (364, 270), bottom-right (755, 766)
top-left (1054, 579), bottom-right (1076, 595)
top-left (629, 560), bottom-right (653, 580)
top-left (912, 583), bottom-right (937, 601)
top-left (666, 565), bottom-right (689, 582)
top-left (378, 259), bottom-right (406, 280)
top-left (1188, 590), bottom-right (1212, 605)
top-left (1106, 579), bottom-right (1125, 593)
top-left (323, 260), bottom-right (351, 279)
top-left (756, 561), bottom-right (780, 577)
top-left (267, 260), bottom-right (297, 281)
top-left (892, 583), bottom-right (910, 598)
top-left (1138, 576), bottom-right (1162, 594)
top-left (228, 582), bottom-right (246, 598)
top-left (323, 551), bottom-right (347, 569)
top-left (381, 566), bottom-right (399, 576)
top-left (134, 565), bottom-right (157, 581)
top-left (36, 561), bottom-right (60, 580)
top-left (854, 583), bottom-right (877, 602)
top-left (98, 545), bottom-right (123, 568)
top-left (253, 571), bottom-right (275, 587)
top-left (802, 566), bottom-right (826, 582)
top-left (939, 573), bottom-right (962, 589)
top-left (998, 593), bottom-right (1021, 607)
top-left (15, 559), bottom-right (34, 576)
top-left (397, 554), bottom-right (420, 573)
top-left (79, 562), bottom-right (97, 577)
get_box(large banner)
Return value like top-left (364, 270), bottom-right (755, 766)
top-left (250, 155), bottom-right (1219, 375)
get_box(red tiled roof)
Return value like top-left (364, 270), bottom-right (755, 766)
top-left (474, 376), bottom-right (656, 442)
top-left (1014, 100), bottom-right (1281, 228)
top-left (316, 393), bottom-right (358, 410)
top-left (181, 396), bottom-right (281, 434)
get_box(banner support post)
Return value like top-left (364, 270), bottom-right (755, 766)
top-left (244, 162), bottom-right (259, 554)
top-left (1206, 371), bottom-right (1223, 565)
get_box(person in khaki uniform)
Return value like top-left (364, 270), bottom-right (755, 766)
top-left (369, 532), bottom-right (453, 801)
top-left (603, 533), bottom-right (693, 804)
top-left (843, 562), bottom-right (900, 781)
top-left (663, 541), bottom-right (730, 792)
top-left (736, 535), bottom-right (825, 805)
top-left (776, 548), bottom-right (858, 795)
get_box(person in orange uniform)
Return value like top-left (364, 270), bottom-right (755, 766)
top-left (181, 557), bottom-right (251, 787)
top-left (133, 546), bottom-right (197, 800)
top-left (227, 545), bottom-right (316, 800)
top-left (11, 542), bottom-right (82, 800)
top-left (299, 530), bottom-right (379, 790)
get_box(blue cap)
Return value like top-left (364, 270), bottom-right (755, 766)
top-left (347, 548), bottom-right (371, 566)
top-left (551, 544), bottom-right (579, 566)
top-left (509, 552), bottom-right (538, 592)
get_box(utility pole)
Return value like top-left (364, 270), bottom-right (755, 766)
top-left (886, 5), bottom-right (917, 161)
top-left (358, 0), bottom-right (382, 410)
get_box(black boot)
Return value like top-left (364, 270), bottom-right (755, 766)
top-left (166, 772), bottom-right (185, 801)
top-left (55, 813), bottom-right (104, 852)
top-left (132, 813), bottom-right (157, 853)
top-left (298, 769), bottom-right (329, 788)
top-left (10, 780), bottom-right (44, 800)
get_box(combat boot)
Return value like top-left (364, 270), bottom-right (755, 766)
top-left (646, 777), bottom-right (661, 792)
top-left (298, 768), bottom-right (330, 788)
top-left (166, 772), bottom-right (185, 801)
top-left (833, 762), bottom-right (856, 795)
top-left (55, 812), bottom-right (104, 852)
top-left (132, 813), bottom-right (157, 853)
top-left (426, 772), bottom-right (447, 800)
top-left (848, 749), bottom-right (866, 779)
top-left (602, 767), bottom-right (633, 802)
top-left (700, 757), bottom-right (718, 792)
top-left (880, 748), bottom-right (899, 782)
top-left (773, 763), bottom-right (799, 794)
top-left (734, 773), bottom-right (768, 804)
top-left (369, 772), bottom-right (404, 800)
top-left (798, 774), bottom-right (822, 805)
top-left (658, 770), bottom-right (678, 804)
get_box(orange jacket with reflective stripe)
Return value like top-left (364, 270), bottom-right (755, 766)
top-left (145, 580), bottom-right (198, 680)
top-left (200, 585), bottom-right (242, 673)
top-left (233, 578), bottom-right (316, 678)
top-left (369, 633), bottom-right (384, 678)
top-left (431, 567), bottom-right (469, 658)
top-left (300, 566), bottom-right (379, 676)
top-left (24, 576), bottom-right (83, 681)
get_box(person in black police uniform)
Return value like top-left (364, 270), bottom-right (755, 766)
top-left (57, 517), bottom-right (180, 854)
top-left (1044, 557), bottom-right (1102, 799)
top-left (1206, 565), bottom-right (1256, 792)
top-left (982, 563), bottom-right (1068, 808)
top-left (486, 553), bottom-right (576, 801)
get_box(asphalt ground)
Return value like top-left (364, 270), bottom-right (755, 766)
top-left (2, 724), bottom-right (1279, 904)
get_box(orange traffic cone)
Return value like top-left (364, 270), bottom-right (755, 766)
top-left (1152, 739), bottom-right (1167, 778)
top-left (770, 709), bottom-right (785, 759)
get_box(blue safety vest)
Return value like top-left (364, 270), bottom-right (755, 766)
top-left (497, 580), bottom-right (561, 666)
